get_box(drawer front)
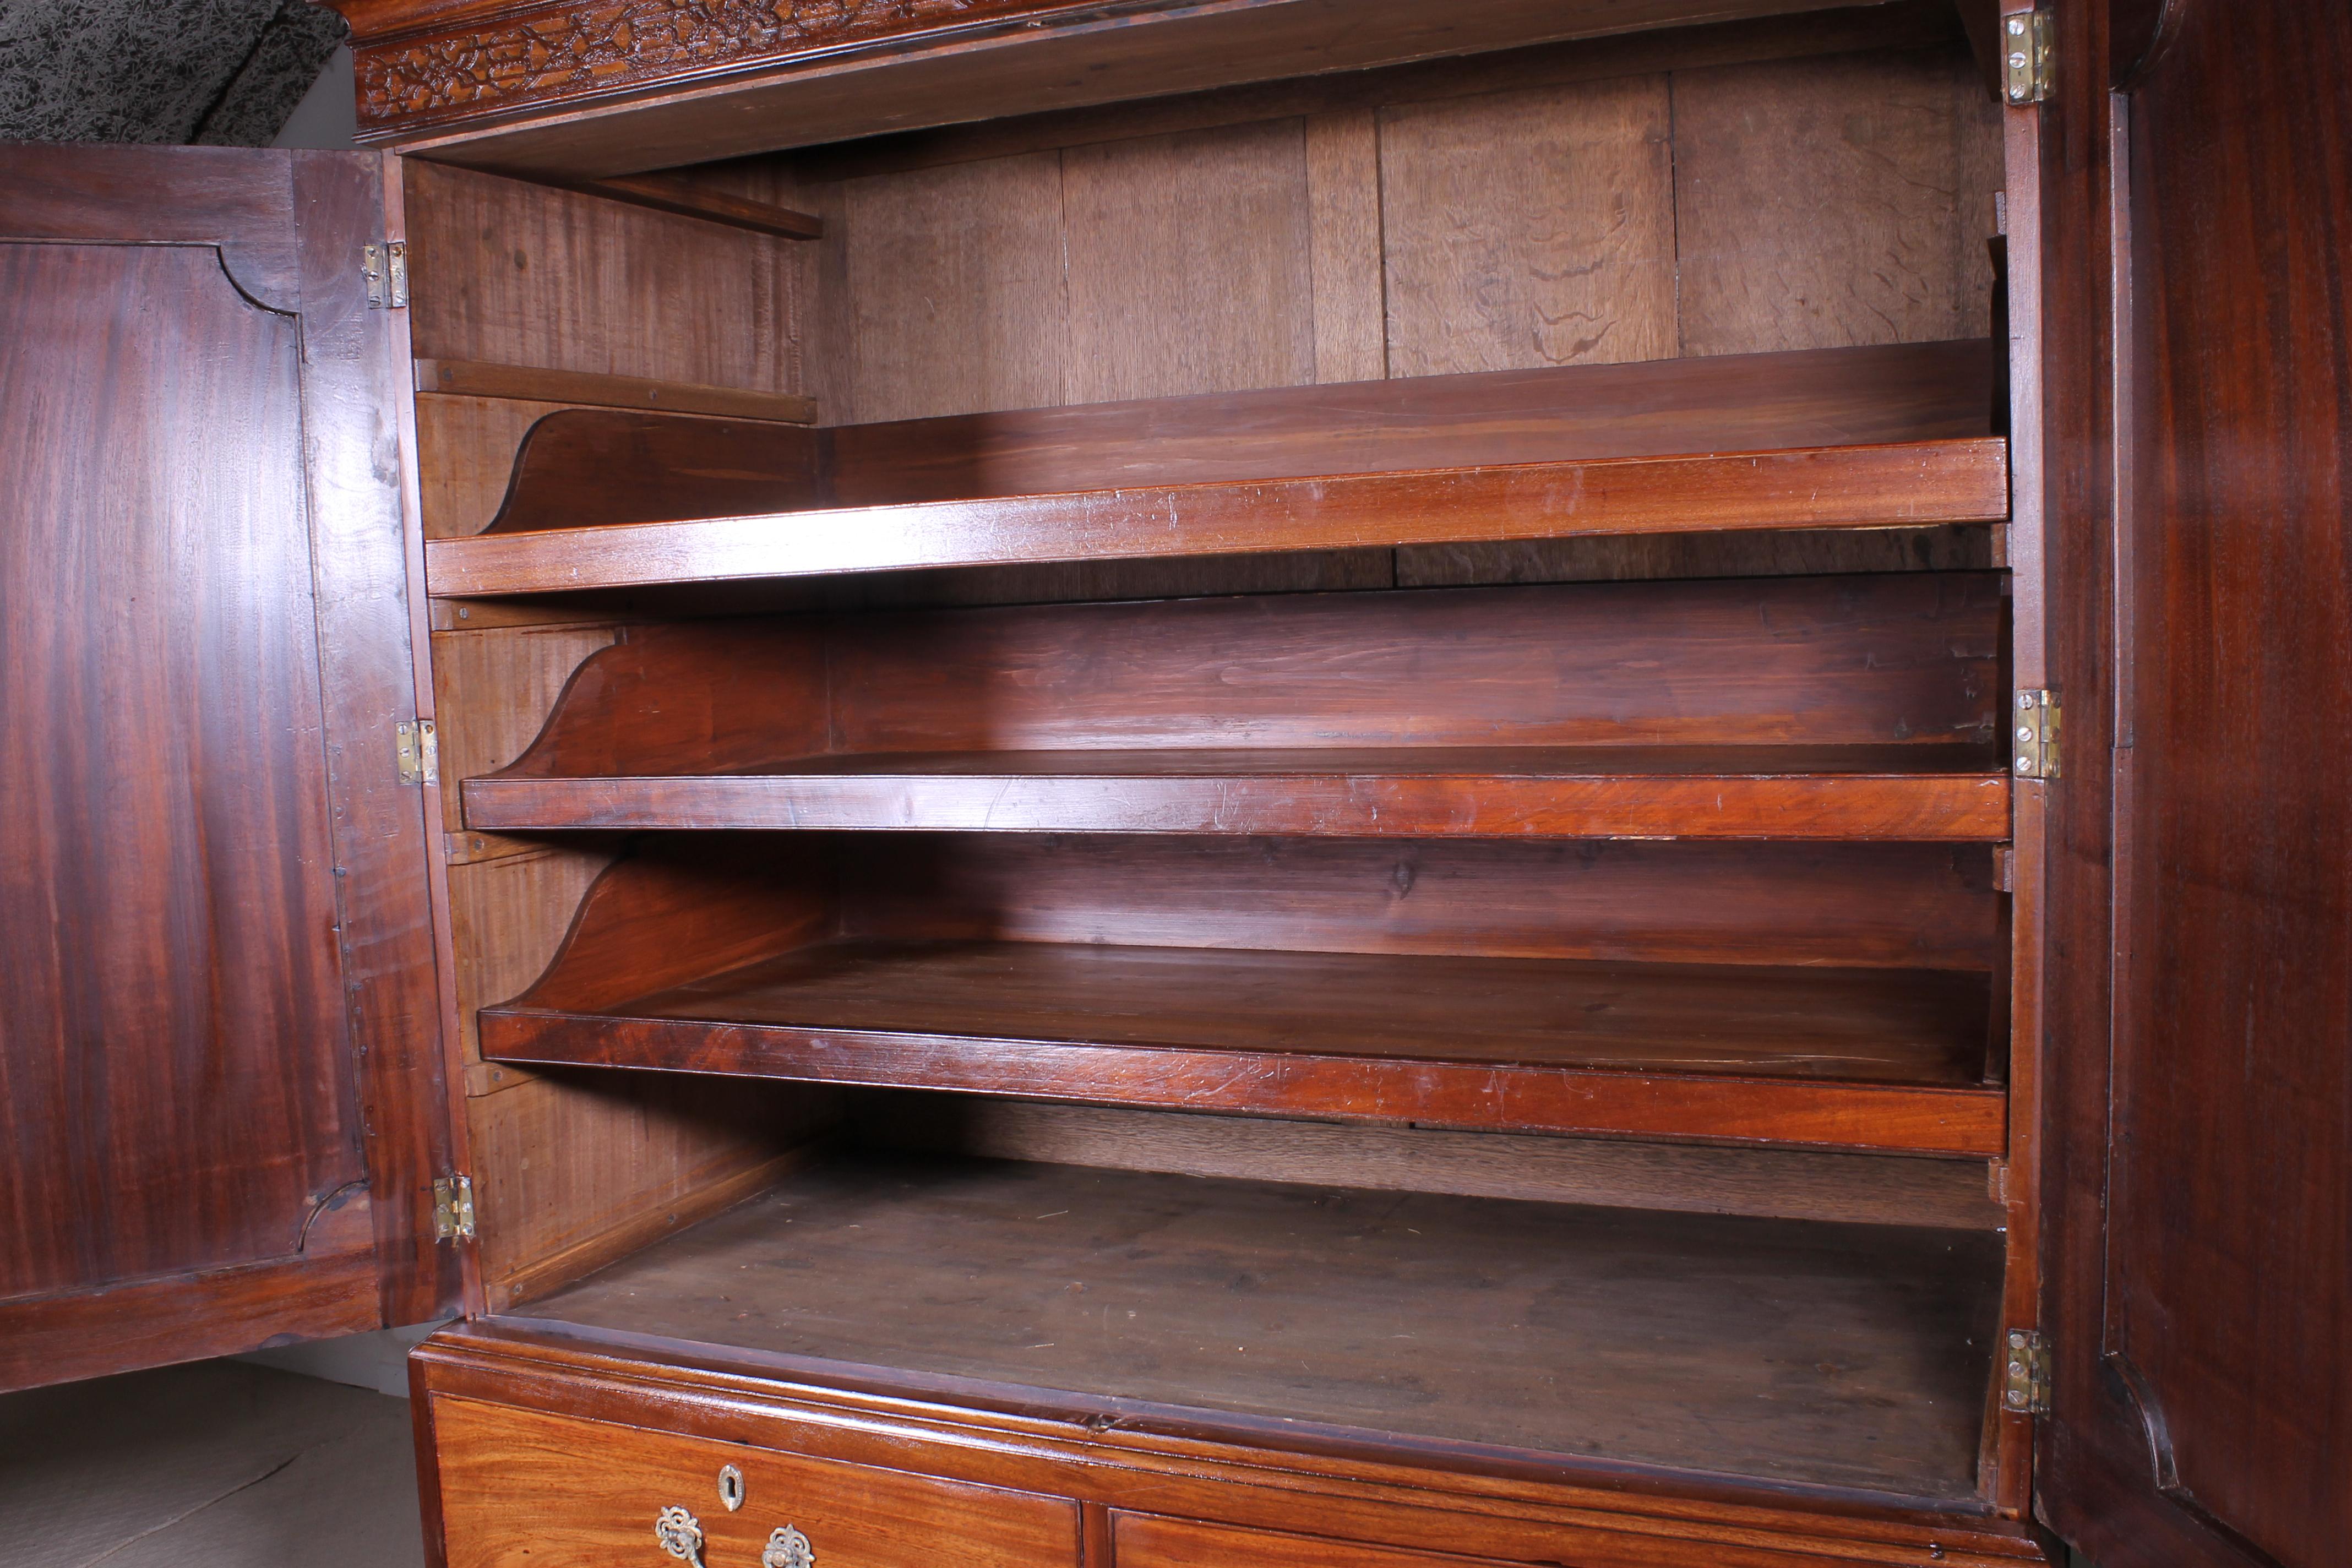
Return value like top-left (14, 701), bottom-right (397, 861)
top-left (1113, 1513), bottom-right (1527, 1568)
top-left (433, 1396), bottom-right (1080, 1568)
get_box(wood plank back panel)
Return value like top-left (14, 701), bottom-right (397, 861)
top-left (403, 161), bottom-right (803, 395)
top-left (493, 573), bottom-right (2004, 774)
top-left (821, 573), bottom-right (2005, 754)
top-left (838, 836), bottom-right (2000, 971)
top-left (1379, 75), bottom-right (1677, 375)
top-left (1671, 46), bottom-right (2003, 358)
top-left (1060, 119), bottom-right (1315, 402)
top-left (865, 1098), bottom-right (2005, 1231)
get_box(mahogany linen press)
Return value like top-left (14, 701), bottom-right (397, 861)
top-left (2, 2), bottom-right (2343, 1566)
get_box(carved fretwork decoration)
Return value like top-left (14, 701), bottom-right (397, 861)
top-left (344, 0), bottom-right (1097, 130)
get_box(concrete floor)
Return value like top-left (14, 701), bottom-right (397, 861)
top-left (0, 1358), bottom-right (425, 1568)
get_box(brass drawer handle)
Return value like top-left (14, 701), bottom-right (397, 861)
top-left (762, 1525), bottom-right (814, 1568)
top-left (655, 1505), bottom-right (706, 1566)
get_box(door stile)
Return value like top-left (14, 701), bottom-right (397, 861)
top-left (290, 149), bottom-right (467, 1328)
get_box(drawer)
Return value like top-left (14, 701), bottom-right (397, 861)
top-left (432, 1396), bottom-right (1080, 1568)
top-left (1113, 1513), bottom-right (1530, 1568)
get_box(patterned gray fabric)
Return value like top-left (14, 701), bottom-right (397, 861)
top-left (0, 0), bottom-right (346, 145)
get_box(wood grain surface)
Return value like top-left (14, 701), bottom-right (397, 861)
top-left (483, 939), bottom-right (2004, 1153)
top-left (867, 1098), bottom-right (2005, 1231)
top-left (432, 438), bottom-right (2003, 594)
top-left (515, 1153), bottom-right (2007, 1499)
top-left (433, 1393), bottom-right (1079, 1568)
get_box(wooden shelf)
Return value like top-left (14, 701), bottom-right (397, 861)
top-left (482, 938), bottom-right (2005, 1155)
top-left (513, 1152), bottom-right (2007, 1499)
top-left (423, 340), bottom-right (2007, 596)
top-left (462, 743), bottom-right (2010, 840)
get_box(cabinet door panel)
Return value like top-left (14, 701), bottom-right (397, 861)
top-left (0, 145), bottom-right (456, 1389)
top-left (2033, 3), bottom-right (2352, 1565)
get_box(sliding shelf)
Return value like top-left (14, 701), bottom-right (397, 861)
top-left (423, 340), bottom-right (2008, 596)
top-left (463, 570), bottom-right (2014, 840)
top-left (483, 939), bottom-right (2006, 1156)
top-left (464, 743), bottom-right (2011, 840)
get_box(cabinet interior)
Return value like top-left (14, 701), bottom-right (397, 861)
top-left (411, 1), bottom-right (2021, 1511)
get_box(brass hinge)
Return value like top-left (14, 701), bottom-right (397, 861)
top-left (2012, 690), bottom-right (2059, 780)
top-left (395, 718), bottom-right (438, 786)
top-left (363, 240), bottom-right (408, 308)
top-left (2003, 8), bottom-right (2054, 105)
top-left (2002, 1329), bottom-right (2051, 1415)
top-left (432, 1174), bottom-right (476, 1242)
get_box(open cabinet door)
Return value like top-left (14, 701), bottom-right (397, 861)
top-left (2030, 3), bottom-right (2350, 1566)
top-left (0, 146), bottom-right (459, 1390)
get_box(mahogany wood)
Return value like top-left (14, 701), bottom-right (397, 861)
top-left (0, 146), bottom-right (455, 1376)
top-left (465, 747), bottom-right (2009, 841)
top-left (1110, 1514), bottom-right (1510, 1568)
top-left (485, 939), bottom-right (2004, 1155)
top-left (415, 1324), bottom-right (2051, 1568)
top-left (2034, 3), bottom-right (2352, 1566)
top-left (833, 836), bottom-right (2005, 974)
top-left (293, 149), bottom-right (468, 1327)
top-left (820, 339), bottom-right (1996, 505)
top-left (511, 1153), bottom-right (2005, 1500)
top-left (429, 439), bottom-right (2005, 595)
top-left (464, 573), bottom-right (2008, 838)
top-left (426, 341), bottom-right (2006, 594)
top-left (434, 1394), bottom-right (1080, 1568)
top-left (480, 411), bottom-right (824, 533)
top-left (337, 0), bottom-right (1865, 177)
top-left (414, 359), bottom-right (819, 424)
top-left (0, 1249), bottom-right (381, 1394)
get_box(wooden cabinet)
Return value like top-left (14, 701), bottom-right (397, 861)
top-left (3, 3), bottom-right (2346, 1567)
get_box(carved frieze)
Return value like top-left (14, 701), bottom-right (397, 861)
top-left (346, 0), bottom-right (1092, 130)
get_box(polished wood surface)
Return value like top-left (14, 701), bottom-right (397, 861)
top-left (433, 1394), bottom-right (1080, 1568)
top-left (0, 146), bottom-right (453, 1381)
top-left (340, 0), bottom-right (1866, 176)
top-left (486, 939), bottom-right (2003, 1154)
top-left (2034, 3), bottom-right (2352, 1566)
top-left (480, 411), bottom-right (824, 533)
top-left (431, 438), bottom-right (2003, 596)
top-left (464, 573), bottom-right (2009, 838)
top-left (414, 359), bottom-right (819, 424)
top-left (426, 341), bottom-right (2007, 594)
top-left (466, 747), bottom-right (2010, 841)
top-left (514, 1153), bottom-right (2006, 1500)
top-left (832, 836), bottom-right (2005, 973)
top-left (416, 1324), bottom-right (2052, 1568)
top-left (1111, 1514), bottom-right (1509, 1568)
top-left (820, 339), bottom-right (1996, 504)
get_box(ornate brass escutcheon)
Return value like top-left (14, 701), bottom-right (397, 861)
top-left (655, 1505), bottom-right (705, 1566)
top-left (762, 1523), bottom-right (814, 1568)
